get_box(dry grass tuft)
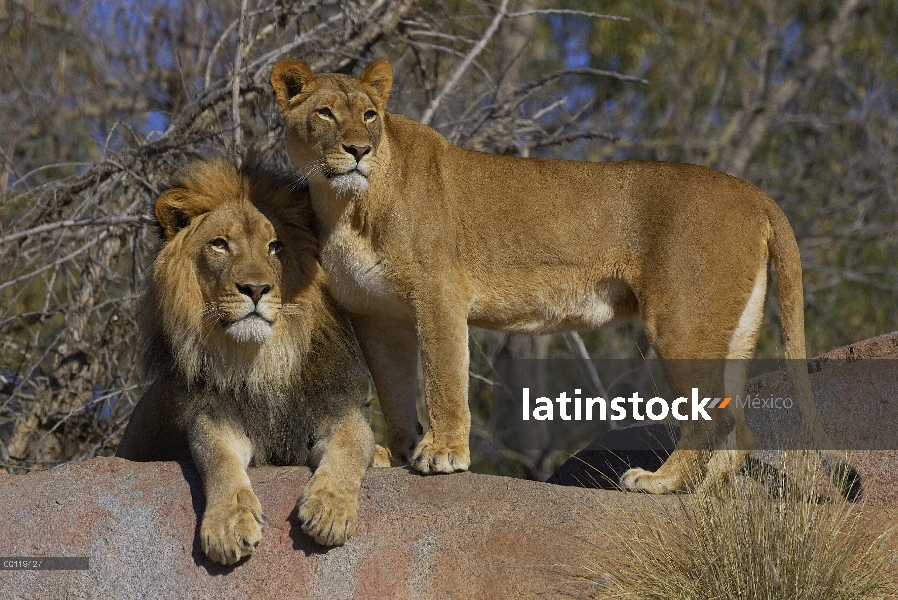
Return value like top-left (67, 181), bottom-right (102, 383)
top-left (589, 453), bottom-right (898, 600)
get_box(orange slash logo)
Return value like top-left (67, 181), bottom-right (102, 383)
top-left (710, 397), bottom-right (732, 409)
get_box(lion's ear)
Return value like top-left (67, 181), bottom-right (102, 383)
top-left (155, 189), bottom-right (217, 240)
top-left (270, 59), bottom-right (316, 112)
top-left (360, 59), bottom-right (393, 109)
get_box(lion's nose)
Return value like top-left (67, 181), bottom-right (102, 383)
top-left (236, 283), bottom-right (272, 305)
top-left (343, 144), bottom-right (371, 162)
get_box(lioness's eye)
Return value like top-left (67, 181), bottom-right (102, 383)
top-left (315, 107), bottom-right (335, 120)
top-left (269, 240), bottom-right (283, 255)
top-left (210, 238), bottom-right (229, 252)
top-left (364, 110), bottom-right (377, 122)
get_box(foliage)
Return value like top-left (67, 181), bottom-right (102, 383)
top-left (0, 0), bottom-right (894, 477)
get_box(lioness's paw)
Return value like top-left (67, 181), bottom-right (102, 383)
top-left (620, 467), bottom-right (679, 494)
top-left (372, 444), bottom-right (392, 468)
top-left (200, 488), bottom-right (266, 565)
top-left (410, 437), bottom-right (470, 474)
top-left (298, 471), bottom-right (359, 547)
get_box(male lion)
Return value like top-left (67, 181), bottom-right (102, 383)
top-left (117, 159), bottom-right (379, 564)
top-left (269, 59), bottom-right (860, 499)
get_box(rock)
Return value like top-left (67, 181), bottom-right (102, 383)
top-left (812, 330), bottom-right (898, 363)
top-left (3, 456), bottom-right (896, 599)
top-left (0, 457), bottom-right (653, 599)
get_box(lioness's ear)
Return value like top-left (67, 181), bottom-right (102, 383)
top-left (155, 189), bottom-right (218, 240)
top-left (270, 59), bottom-right (315, 112)
top-left (360, 59), bottom-right (393, 109)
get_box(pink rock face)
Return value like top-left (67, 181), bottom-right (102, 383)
top-left (813, 331), bottom-right (898, 362)
top-left (2, 455), bottom-right (897, 599)
top-left (0, 457), bottom-right (647, 599)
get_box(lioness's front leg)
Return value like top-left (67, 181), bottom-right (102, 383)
top-left (410, 298), bottom-right (471, 474)
top-left (298, 410), bottom-right (375, 546)
top-left (350, 314), bottom-right (421, 464)
top-left (190, 415), bottom-right (265, 566)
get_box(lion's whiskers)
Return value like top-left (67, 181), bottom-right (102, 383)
top-left (198, 303), bottom-right (225, 345)
top-left (278, 308), bottom-right (300, 322)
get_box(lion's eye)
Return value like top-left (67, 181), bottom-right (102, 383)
top-left (269, 240), bottom-right (283, 255)
top-left (315, 107), bottom-right (335, 121)
top-left (210, 238), bottom-right (229, 253)
top-left (364, 110), bottom-right (377, 123)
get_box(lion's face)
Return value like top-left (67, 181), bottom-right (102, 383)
top-left (144, 160), bottom-right (328, 395)
top-left (184, 204), bottom-right (284, 344)
top-left (152, 163), bottom-right (304, 352)
top-left (271, 59), bottom-right (393, 196)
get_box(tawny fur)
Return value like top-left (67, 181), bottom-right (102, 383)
top-left (116, 159), bottom-right (380, 563)
top-left (270, 59), bottom-right (859, 499)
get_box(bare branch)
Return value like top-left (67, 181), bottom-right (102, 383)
top-left (420, 0), bottom-right (510, 126)
top-left (563, 332), bottom-right (608, 399)
top-left (0, 216), bottom-right (153, 247)
top-left (724, 0), bottom-right (873, 177)
top-left (507, 9), bottom-right (629, 22)
top-left (231, 0), bottom-right (250, 164)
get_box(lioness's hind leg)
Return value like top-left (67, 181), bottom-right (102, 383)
top-left (696, 420), bottom-right (754, 495)
top-left (696, 357), bottom-right (756, 493)
top-left (622, 256), bottom-right (767, 494)
top-left (620, 447), bottom-right (707, 494)
top-left (190, 416), bottom-right (265, 566)
top-left (299, 411), bottom-right (375, 546)
top-left (620, 358), bottom-right (729, 493)
top-left (620, 401), bottom-right (748, 494)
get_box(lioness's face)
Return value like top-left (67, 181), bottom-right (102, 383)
top-left (291, 81), bottom-right (383, 196)
top-left (156, 192), bottom-right (284, 345)
top-left (271, 59), bottom-right (393, 196)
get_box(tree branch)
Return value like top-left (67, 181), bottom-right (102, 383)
top-left (420, 0), bottom-right (510, 126)
top-left (724, 0), bottom-right (872, 177)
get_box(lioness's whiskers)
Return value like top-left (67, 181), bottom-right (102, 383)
top-left (295, 159), bottom-right (330, 185)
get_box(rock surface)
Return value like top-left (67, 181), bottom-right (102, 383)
top-left (2, 332), bottom-right (897, 599)
top-left (0, 458), bottom-right (648, 599)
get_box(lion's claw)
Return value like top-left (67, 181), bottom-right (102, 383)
top-left (298, 471), bottom-right (359, 547)
top-left (200, 487), bottom-right (265, 565)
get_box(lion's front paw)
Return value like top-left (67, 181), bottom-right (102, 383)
top-left (298, 471), bottom-right (359, 547)
top-left (410, 433), bottom-right (470, 474)
top-left (200, 487), bottom-right (266, 565)
top-left (620, 467), bottom-right (680, 494)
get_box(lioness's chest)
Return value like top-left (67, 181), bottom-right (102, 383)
top-left (319, 225), bottom-right (411, 318)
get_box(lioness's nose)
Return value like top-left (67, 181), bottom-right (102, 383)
top-left (343, 144), bottom-right (371, 162)
top-left (236, 283), bottom-right (272, 304)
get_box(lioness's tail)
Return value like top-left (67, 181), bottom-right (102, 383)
top-left (767, 204), bottom-right (862, 501)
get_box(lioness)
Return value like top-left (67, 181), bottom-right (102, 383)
top-left (117, 159), bottom-right (378, 563)
top-left (270, 59), bottom-right (859, 498)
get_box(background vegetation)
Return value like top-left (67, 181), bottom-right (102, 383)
top-left (0, 0), bottom-right (895, 477)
